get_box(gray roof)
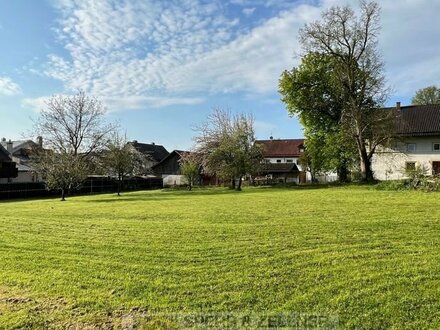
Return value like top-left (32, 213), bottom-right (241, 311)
top-left (128, 141), bottom-right (169, 163)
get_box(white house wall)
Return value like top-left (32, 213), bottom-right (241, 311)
top-left (372, 136), bottom-right (440, 180)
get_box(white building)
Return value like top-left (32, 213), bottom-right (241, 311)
top-left (372, 103), bottom-right (440, 180)
top-left (254, 138), bottom-right (307, 183)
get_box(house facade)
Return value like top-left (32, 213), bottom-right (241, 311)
top-left (0, 144), bottom-right (18, 180)
top-left (372, 103), bottom-right (440, 180)
top-left (0, 138), bottom-right (42, 183)
top-left (254, 138), bottom-right (307, 184)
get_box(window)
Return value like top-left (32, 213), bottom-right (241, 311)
top-left (405, 162), bottom-right (416, 172)
top-left (276, 159), bottom-right (282, 163)
top-left (406, 143), bottom-right (416, 152)
top-left (433, 143), bottom-right (440, 151)
top-left (286, 159), bottom-right (293, 163)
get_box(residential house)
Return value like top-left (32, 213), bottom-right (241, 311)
top-left (372, 103), bottom-right (440, 180)
top-left (127, 140), bottom-right (169, 173)
top-left (254, 138), bottom-right (307, 184)
top-left (0, 144), bottom-right (18, 181)
top-left (0, 137), bottom-right (42, 183)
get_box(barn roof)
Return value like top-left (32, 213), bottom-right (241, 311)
top-left (128, 141), bottom-right (169, 162)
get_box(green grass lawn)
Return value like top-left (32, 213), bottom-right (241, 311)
top-left (1, 186), bottom-right (440, 329)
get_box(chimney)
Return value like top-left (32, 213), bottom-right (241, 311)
top-left (151, 142), bottom-right (155, 145)
top-left (396, 101), bottom-right (401, 111)
top-left (6, 139), bottom-right (13, 153)
top-left (37, 136), bottom-right (43, 148)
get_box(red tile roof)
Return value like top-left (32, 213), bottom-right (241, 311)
top-left (255, 139), bottom-right (305, 157)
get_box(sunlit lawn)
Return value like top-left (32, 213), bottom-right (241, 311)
top-left (1, 186), bottom-right (440, 329)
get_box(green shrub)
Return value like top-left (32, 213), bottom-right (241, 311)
top-left (375, 180), bottom-right (407, 191)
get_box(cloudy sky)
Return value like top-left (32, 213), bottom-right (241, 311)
top-left (0, 0), bottom-right (439, 150)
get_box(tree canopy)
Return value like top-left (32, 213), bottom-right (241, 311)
top-left (103, 133), bottom-right (136, 196)
top-left (411, 85), bottom-right (440, 105)
top-left (194, 109), bottom-right (262, 191)
top-left (33, 91), bottom-right (115, 200)
top-left (280, 52), bottom-right (357, 181)
top-left (284, 1), bottom-right (394, 182)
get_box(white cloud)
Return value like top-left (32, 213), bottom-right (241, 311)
top-left (21, 94), bottom-right (204, 113)
top-left (21, 96), bottom-right (51, 112)
top-left (242, 7), bottom-right (256, 16)
top-left (39, 0), bottom-right (440, 110)
top-left (102, 95), bottom-right (205, 111)
top-left (0, 76), bottom-right (21, 96)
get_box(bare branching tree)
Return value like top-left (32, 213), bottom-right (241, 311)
top-left (35, 91), bottom-right (116, 156)
top-left (36, 151), bottom-right (89, 201)
top-left (299, 1), bottom-right (394, 181)
top-left (33, 91), bottom-right (116, 200)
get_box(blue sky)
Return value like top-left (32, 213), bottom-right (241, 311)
top-left (0, 0), bottom-right (439, 151)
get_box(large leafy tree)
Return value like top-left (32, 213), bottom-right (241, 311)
top-left (411, 85), bottom-right (440, 105)
top-left (297, 1), bottom-right (394, 181)
top-left (194, 109), bottom-right (262, 191)
top-left (280, 52), bottom-right (357, 182)
top-left (34, 91), bottom-right (115, 200)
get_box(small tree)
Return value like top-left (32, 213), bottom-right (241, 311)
top-left (412, 86), bottom-right (440, 105)
top-left (36, 151), bottom-right (88, 201)
top-left (33, 91), bottom-right (115, 200)
top-left (194, 109), bottom-right (262, 191)
top-left (103, 133), bottom-right (135, 196)
top-left (179, 152), bottom-right (200, 191)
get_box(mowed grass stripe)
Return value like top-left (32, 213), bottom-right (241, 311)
top-left (1, 187), bottom-right (440, 328)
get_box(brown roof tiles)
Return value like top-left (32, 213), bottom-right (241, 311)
top-left (255, 139), bottom-right (305, 157)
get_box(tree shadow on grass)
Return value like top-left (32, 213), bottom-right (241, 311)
top-left (82, 187), bottom-right (241, 203)
top-left (82, 183), bottom-right (360, 203)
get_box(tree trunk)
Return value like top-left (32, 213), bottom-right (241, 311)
top-left (61, 188), bottom-right (66, 201)
top-left (117, 175), bottom-right (121, 196)
top-left (231, 178), bottom-right (236, 190)
top-left (188, 177), bottom-right (192, 191)
top-left (337, 162), bottom-right (349, 183)
top-left (359, 145), bottom-right (374, 182)
top-left (236, 176), bottom-right (243, 191)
